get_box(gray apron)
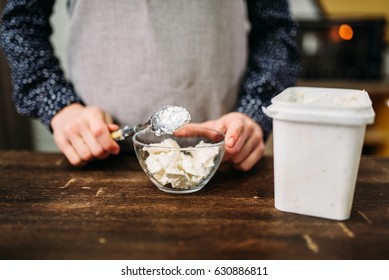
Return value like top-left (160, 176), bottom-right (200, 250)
top-left (67, 0), bottom-right (248, 126)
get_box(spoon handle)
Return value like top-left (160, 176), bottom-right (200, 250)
top-left (111, 123), bottom-right (149, 141)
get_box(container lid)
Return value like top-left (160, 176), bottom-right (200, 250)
top-left (263, 87), bottom-right (375, 126)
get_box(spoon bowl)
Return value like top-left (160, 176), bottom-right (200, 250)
top-left (111, 105), bottom-right (191, 141)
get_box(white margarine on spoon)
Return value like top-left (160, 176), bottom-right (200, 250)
top-left (111, 105), bottom-right (191, 141)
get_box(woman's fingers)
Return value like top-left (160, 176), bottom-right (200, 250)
top-left (232, 128), bottom-right (265, 170)
top-left (192, 112), bottom-right (266, 171)
top-left (51, 103), bottom-right (120, 166)
top-left (88, 115), bottom-right (120, 155)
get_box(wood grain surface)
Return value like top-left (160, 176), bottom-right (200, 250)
top-left (0, 151), bottom-right (388, 260)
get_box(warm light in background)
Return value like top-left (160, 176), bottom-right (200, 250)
top-left (339, 24), bottom-right (354, 40)
top-left (318, 0), bottom-right (389, 42)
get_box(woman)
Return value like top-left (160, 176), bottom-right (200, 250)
top-left (0, 0), bottom-right (300, 169)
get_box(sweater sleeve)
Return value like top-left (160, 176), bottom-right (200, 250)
top-left (236, 0), bottom-right (301, 140)
top-left (0, 0), bottom-right (83, 129)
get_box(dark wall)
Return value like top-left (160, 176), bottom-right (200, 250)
top-left (0, 0), bottom-right (32, 150)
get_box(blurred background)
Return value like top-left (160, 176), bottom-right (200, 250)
top-left (1, 0), bottom-right (389, 155)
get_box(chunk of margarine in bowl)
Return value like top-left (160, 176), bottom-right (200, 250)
top-left (133, 126), bottom-right (225, 194)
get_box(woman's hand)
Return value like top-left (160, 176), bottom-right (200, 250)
top-left (198, 112), bottom-right (265, 171)
top-left (51, 103), bottom-right (120, 166)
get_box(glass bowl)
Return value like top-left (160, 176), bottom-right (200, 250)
top-left (133, 125), bottom-right (225, 194)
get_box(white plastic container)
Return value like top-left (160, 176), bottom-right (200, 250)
top-left (263, 87), bottom-right (375, 220)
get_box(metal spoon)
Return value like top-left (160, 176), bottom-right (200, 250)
top-left (111, 105), bottom-right (191, 141)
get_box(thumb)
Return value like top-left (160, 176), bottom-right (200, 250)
top-left (108, 123), bottom-right (120, 132)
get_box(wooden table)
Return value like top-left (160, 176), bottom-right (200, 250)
top-left (0, 151), bottom-right (388, 260)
